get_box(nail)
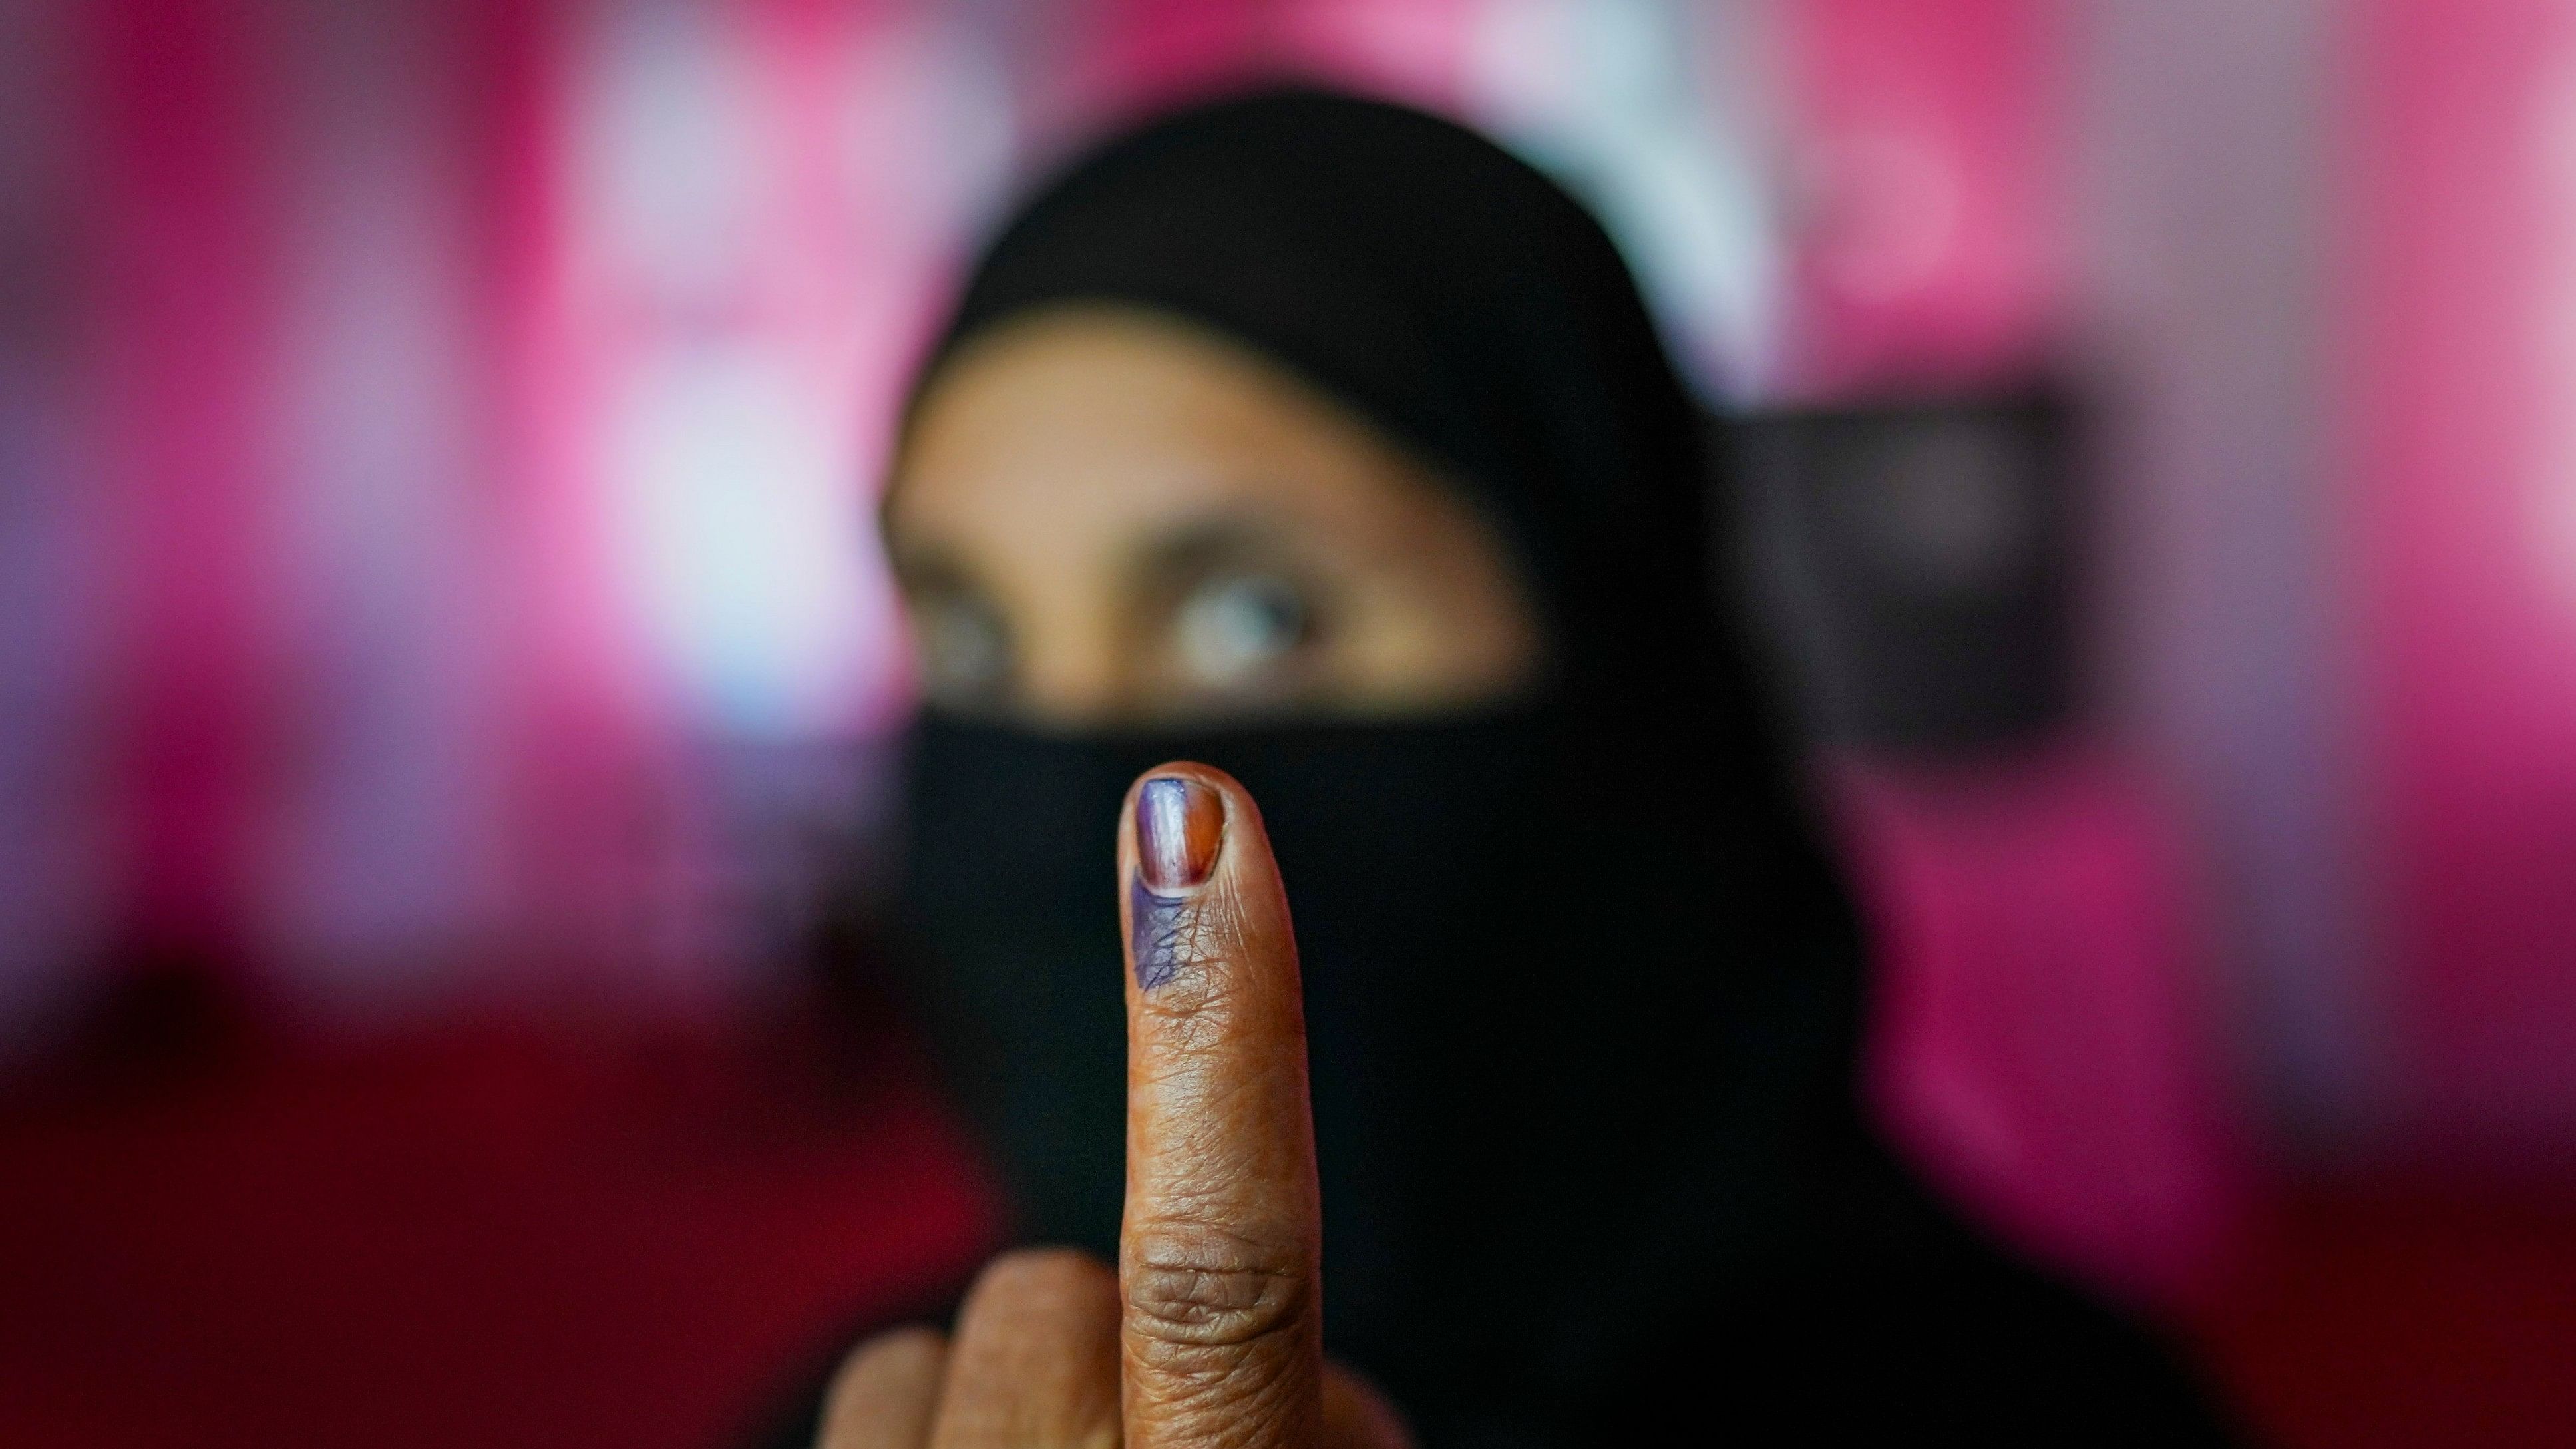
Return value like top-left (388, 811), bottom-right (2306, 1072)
top-left (1134, 775), bottom-right (1224, 894)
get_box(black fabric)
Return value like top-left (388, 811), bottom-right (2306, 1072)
top-left (918, 87), bottom-right (1746, 731)
top-left (878, 87), bottom-right (2233, 1444)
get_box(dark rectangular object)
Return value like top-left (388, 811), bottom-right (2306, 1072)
top-left (1727, 395), bottom-right (2078, 755)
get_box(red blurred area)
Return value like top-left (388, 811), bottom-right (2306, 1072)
top-left (0, 988), bottom-right (995, 1449)
top-left (2193, 1186), bottom-right (2576, 1449)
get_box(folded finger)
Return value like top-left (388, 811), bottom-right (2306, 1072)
top-left (929, 1249), bottom-right (1122, 1449)
top-left (819, 1327), bottom-right (946, 1449)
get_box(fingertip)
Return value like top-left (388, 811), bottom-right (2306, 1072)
top-left (938, 1248), bottom-right (1123, 1449)
top-left (1128, 758), bottom-right (1250, 801)
top-left (958, 1246), bottom-right (1119, 1321)
top-left (1131, 767), bottom-right (1229, 894)
top-left (830, 1324), bottom-right (946, 1389)
top-left (1122, 761), bottom-right (1289, 998)
top-left (1121, 759), bottom-right (1268, 864)
top-left (819, 1326), bottom-right (946, 1449)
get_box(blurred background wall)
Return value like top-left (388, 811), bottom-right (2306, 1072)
top-left (7, 1), bottom-right (2576, 1446)
top-left (0, 0), bottom-right (1805, 1044)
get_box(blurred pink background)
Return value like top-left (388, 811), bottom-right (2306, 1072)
top-left (5, 1), bottom-right (2576, 1446)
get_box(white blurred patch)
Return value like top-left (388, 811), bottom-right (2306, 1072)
top-left (2527, 57), bottom-right (2576, 610)
top-left (1465, 0), bottom-right (1782, 398)
top-left (570, 0), bottom-right (769, 306)
top-left (608, 344), bottom-right (871, 737)
top-left (568, 1), bottom-right (1012, 740)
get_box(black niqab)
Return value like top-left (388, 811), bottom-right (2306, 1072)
top-left (886, 88), bottom-right (2231, 1445)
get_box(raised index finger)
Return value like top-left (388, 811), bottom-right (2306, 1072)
top-left (1116, 765), bottom-right (1324, 1449)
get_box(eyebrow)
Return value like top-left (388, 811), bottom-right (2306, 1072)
top-left (1120, 509), bottom-right (1316, 598)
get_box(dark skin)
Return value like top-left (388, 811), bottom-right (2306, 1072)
top-left (820, 765), bottom-right (1411, 1449)
top-left (826, 308), bottom-right (1543, 1444)
top-left (883, 305), bottom-right (1542, 727)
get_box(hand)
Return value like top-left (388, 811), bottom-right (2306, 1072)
top-left (819, 764), bottom-right (1415, 1449)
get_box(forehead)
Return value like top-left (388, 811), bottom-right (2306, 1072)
top-left (887, 306), bottom-right (1453, 576)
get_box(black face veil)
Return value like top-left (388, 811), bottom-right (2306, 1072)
top-left (882, 87), bottom-right (2227, 1448)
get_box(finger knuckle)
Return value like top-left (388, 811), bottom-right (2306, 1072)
top-left (819, 1325), bottom-right (944, 1433)
top-left (1122, 1224), bottom-right (1310, 1351)
top-left (840, 1323), bottom-right (944, 1372)
top-left (964, 1246), bottom-right (1115, 1315)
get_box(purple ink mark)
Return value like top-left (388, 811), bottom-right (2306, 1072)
top-left (1130, 875), bottom-right (1193, 990)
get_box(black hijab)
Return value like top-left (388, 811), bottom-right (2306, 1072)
top-left (885, 88), bottom-right (2230, 1446)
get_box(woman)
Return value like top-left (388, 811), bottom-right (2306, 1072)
top-left (827, 87), bottom-right (2232, 1444)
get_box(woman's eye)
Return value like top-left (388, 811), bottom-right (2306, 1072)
top-left (1173, 572), bottom-right (1314, 690)
top-left (913, 592), bottom-right (1012, 702)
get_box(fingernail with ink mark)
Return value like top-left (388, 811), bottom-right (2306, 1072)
top-left (1134, 776), bottom-right (1222, 893)
top-left (1132, 777), bottom-right (1222, 990)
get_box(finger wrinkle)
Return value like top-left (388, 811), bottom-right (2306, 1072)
top-left (1127, 1350), bottom-right (1315, 1444)
top-left (1129, 1063), bottom-right (1282, 1126)
top-left (1123, 1226), bottom-right (1312, 1351)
